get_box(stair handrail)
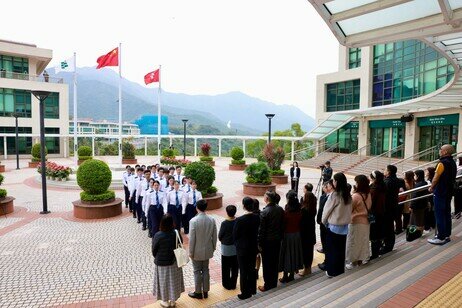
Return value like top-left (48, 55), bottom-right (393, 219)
top-left (403, 151), bottom-right (462, 173)
top-left (337, 143), bottom-right (370, 163)
top-left (392, 145), bottom-right (439, 174)
top-left (322, 141), bottom-right (340, 154)
top-left (360, 144), bottom-right (405, 170)
top-left (288, 140), bottom-right (325, 156)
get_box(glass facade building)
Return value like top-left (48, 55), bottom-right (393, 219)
top-left (349, 48), bottom-right (361, 69)
top-left (325, 121), bottom-right (359, 153)
top-left (326, 79), bottom-right (360, 112)
top-left (0, 88), bottom-right (32, 117)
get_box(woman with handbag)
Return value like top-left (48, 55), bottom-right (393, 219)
top-left (369, 171), bottom-right (386, 260)
top-left (346, 175), bottom-right (372, 270)
top-left (152, 214), bottom-right (185, 307)
top-left (410, 170), bottom-right (427, 232)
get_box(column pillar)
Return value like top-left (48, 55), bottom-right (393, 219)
top-left (63, 137), bottom-right (68, 158)
top-left (92, 136), bottom-right (95, 157)
top-left (218, 139), bottom-right (222, 157)
top-left (3, 136), bottom-right (7, 159)
top-left (194, 138), bottom-right (197, 157)
top-left (291, 140), bottom-right (295, 161)
top-left (243, 139), bottom-right (246, 158)
top-left (144, 137), bottom-right (148, 156)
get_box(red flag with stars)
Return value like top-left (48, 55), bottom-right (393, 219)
top-left (144, 69), bottom-right (160, 84)
top-left (96, 47), bottom-right (119, 69)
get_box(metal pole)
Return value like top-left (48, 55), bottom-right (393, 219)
top-left (118, 43), bottom-right (122, 165)
top-left (39, 99), bottom-right (49, 214)
top-left (183, 121), bottom-right (187, 160)
top-left (15, 115), bottom-right (19, 169)
top-left (73, 52), bottom-right (78, 166)
top-left (157, 65), bottom-right (162, 163)
top-left (268, 118), bottom-right (272, 144)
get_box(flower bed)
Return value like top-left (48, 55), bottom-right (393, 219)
top-left (37, 162), bottom-right (72, 181)
top-left (160, 157), bottom-right (191, 167)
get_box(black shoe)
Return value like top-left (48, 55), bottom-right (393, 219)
top-left (133, 215), bottom-right (137, 219)
top-left (204, 292), bottom-right (208, 299)
top-left (318, 263), bottom-right (326, 271)
top-left (142, 226), bottom-right (147, 231)
top-left (395, 229), bottom-right (403, 235)
top-left (148, 232), bottom-right (152, 238)
top-left (238, 294), bottom-right (251, 300)
top-left (188, 292), bottom-right (203, 299)
top-left (137, 220), bottom-right (141, 224)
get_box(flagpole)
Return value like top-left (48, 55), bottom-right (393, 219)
top-left (157, 65), bottom-right (161, 163)
top-left (118, 43), bottom-right (122, 165)
top-left (73, 52), bottom-right (77, 166)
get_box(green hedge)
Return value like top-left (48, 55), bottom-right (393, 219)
top-left (122, 142), bottom-right (136, 159)
top-left (231, 159), bottom-right (245, 165)
top-left (230, 147), bottom-right (244, 160)
top-left (0, 173), bottom-right (4, 186)
top-left (184, 161), bottom-right (216, 193)
top-left (31, 143), bottom-right (47, 159)
top-left (0, 188), bottom-right (6, 198)
top-left (78, 146), bottom-right (92, 160)
top-left (270, 169), bottom-right (285, 176)
top-left (78, 156), bottom-right (93, 161)
top-left (207, 186), bottom-right (218, 195)
top-left (80, 190), bottom-right (115, 202)
top-left (199, 156), bottom-right (213, 162)
top-left (245, 162), bottom-right (271, 184)
top-left (77, 159), bottom-right (112, 194)
top-left (162, 148), bottom-right (175, 158)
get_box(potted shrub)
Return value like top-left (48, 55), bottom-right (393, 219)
top-left (29, 143), bottom-right (47, 168)
top-left (72, 159), bottom-right (123, 219)
top-left (122, 142), bottom-right (137, 164)
top-left (77, 146), bottom-right (93, 165)
top-left (0, 160), bottom-right (4, 173)
top-left (229, 147), bottom-right (247, 171)
top-left (263, 143), bottom-right (288, 185)
top-left (199, 143), bottom-right (214, 166)
top-left (0, 174), bottom-right (15, 214)
top-left (184, 161), bottom-right (222, 210)
top-left (243, 162), bottom-right (276, 196)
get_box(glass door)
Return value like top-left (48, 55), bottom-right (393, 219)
top-left (391, 127), bottom-right (404, 158)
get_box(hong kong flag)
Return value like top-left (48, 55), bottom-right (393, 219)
top-left (96, 47), bottom-right (119, 69)
top-left (144, 69), bottom-right (160, 84)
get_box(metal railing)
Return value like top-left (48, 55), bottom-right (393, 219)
top-left (360, 144), bottom-right (404, 172)
top-left (0, 71), bottom-right (63, 84)
top-left (403, 151), bottom-right (462, 174)
top-left (337, 143), bottom-right (371, 165)
top-left (392, 145), bottom-right (439, 174)
top-left (288, 140), bottom-right (326, 161)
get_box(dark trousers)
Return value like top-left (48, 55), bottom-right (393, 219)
top-left (167, 204), bottom-right (182, 232)
top-left (325, 228), bottom-right (346, 277)
top-left (454, 188), bottom-right (462, 215)
top-left (237, 254), bottom-right (257, 296)
top-left (136, 196), bottom-right (143, 222)
top-left (319, 223), bottom-right (327, 250)
top-left (382, 215), bottom-right (395, 254)
top-left (394, 204), bottom-right (404, 233)
top-left (123, 186), bottom-right (130, 206)
top-left (182, 204), bottom-right (197, 234)
top-left (222, 255), bottom-right (238, 290)
top-left (301, 243), bottom-right (314, 269)
top-left (291, 179), bottom-right (299, 195)
top-left (371, 240), bottom-right (381, 259)
top-left (148, 204), bottom-right (164, 237)
top-left (434, 195), bottom-right (452, 240)
top-left (261, 239), bottom-right (281, 290)
top-left (403, 213), bottom-right (410, 230)
top-left (130, 191), bottom-right (137, 217)
top-left (425, 207), bottom-right (436, 230)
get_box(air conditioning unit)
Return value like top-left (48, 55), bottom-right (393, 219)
top-left (400, 114), bottom-right (414, 122)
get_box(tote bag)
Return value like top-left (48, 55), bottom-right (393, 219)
top-left (174, 230), bottom-right (189, 267)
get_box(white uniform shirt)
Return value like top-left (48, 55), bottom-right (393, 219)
top-left (128, 174), bottom-right (143, 198)
top-left (136, 178), bottom-right (150, 200)
top-left (186, 189), bottom-right (203, 205)
top-left (122, 172), bottom-right (130, 187)
top-left (173, 173), bottom-right (183, 184)
top-left (181, 184), bottom-right (191, 193)
top-left (143, 189), bottom-right (166, 214)
top-left (165, 185), bottom-right (175, 193)
top-left (158, 177), bottom-right (167, 190)
top-left (164, 189), bottom-right (187, 213)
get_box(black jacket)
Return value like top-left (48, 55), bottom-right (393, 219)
top-left (290, 167), bottom-right (301, 179)
top-left (411, 181), bottom-right (429, 210)
top-left (384, 175), bottom-right (401, 217)
top-left (152, 231), bottom-right (181, 266)
top-left (258, 203), bottom-right (285, 245)
top-left (316, 193), bottom-right (329, 224)
top-left (234, 213), bottom-right (260, 256)
top-left (219, 219), bottom-right (236, 246)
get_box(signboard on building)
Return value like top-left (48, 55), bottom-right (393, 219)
top-left (417, 113), bottom-right (459, 127)
top-left (369, 119), bottom-right (405, 128)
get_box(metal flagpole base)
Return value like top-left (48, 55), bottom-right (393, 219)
top-left (40, 211), bottom-right (51, 215)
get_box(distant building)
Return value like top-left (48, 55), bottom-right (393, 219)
top-left (133, 115), bottom-right (169, 135)
top-left (0, 39), bottom-right (69, 157)
top-left (69, 119), bottom-right (140, 135)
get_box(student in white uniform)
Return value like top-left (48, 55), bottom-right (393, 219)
top-left (136, 169), bottom-right (151, 227)
top-left (128, 167), bottom-right (143, 219)
top-left (174, 166), bottom-right (183, 184)
top-left (164, 181), bottom-right (187, 232)
top-left (122, 165), bottom-right (132, 208)
top-left (147, 180), bottom-right (166, 238)
top-left (181, 176), bottom-right (191, 193)
top-left (183, 180), bottom-right (203, 234)
top-left (166, 176), bottom-right (175, 192)
top-left (157, 167), bottom-right (167, 188)
top-left (150, 165), bottom-right (158, 180)
top-left (168, 166), bottom-right (175, 177)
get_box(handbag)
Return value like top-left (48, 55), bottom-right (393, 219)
top-left (360, 193), bottom-right (375, 224)
top-left (173, 230), bottom-right (189, 267)
top-left (406, 225), bottom-right (422, 242)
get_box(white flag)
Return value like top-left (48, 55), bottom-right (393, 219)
top-left (55, 57), bottom-right (75, 73)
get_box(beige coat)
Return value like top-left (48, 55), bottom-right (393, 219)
top-left (322, 192), bottom-right (352, 226)
top-left (189, 212), bottom-right (217, 261)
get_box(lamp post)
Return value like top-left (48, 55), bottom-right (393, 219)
top-left (182, 119), bottom-right (188, 160)
top-left (12, 112), bottom-right (20, 169)
top-left (31, 90), bottom-right (51, 214)
top-left (265, 114), bottom-right (275, 144)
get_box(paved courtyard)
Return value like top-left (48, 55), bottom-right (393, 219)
top-left (0, 156), bottom-right (328, 307)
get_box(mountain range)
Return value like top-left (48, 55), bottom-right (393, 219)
top-left (49, 66), bottom-right (315, 135)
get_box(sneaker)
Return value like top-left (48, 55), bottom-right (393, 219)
top-left (427, 238), bottom-right (447, 245)
top-left (345, 263), bottom-right (355, 270)
top-left (362, 259), bottom-right (369, 265)
top-left (423, 230), bottom-right (430, 235)
top-left (159, 301), bottom-right (169, 308)
top-left (168, 300), bottom-right (176, 307)
top-left (326, 271), bottom-right (333, 278)
top-left (445, 237), bottom-right (451, 243)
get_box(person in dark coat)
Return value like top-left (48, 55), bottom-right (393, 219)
top-left (316, 180), bottom-right (333, 272)
top-left (382, 165), bottom-right (401, 255)
top-left (369, 171), bottom-right (386, 260)
top-left (424, 167), bottom-right (436, 231)
top-left (290, 161), bottom-right (301, 195)
top-left (410, 170), bottom-right (428, 232)
top-left (233, 197), bottom-right (260, 300)
top-left (299, 184), bottom-right (317, 276)
top-left (218, 205), bottom-right (238, 290)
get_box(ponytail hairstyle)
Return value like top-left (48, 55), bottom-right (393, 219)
top-left (333, 172), bottom-right (351, 205)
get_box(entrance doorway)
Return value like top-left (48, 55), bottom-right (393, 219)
top-left (418, 114), bottom-right (459, 161)
top-left (370, 127), bottom-right (405, 158)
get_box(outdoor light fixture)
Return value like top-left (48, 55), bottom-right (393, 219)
top-left (265, 114), bottom-right (275, 144)
top-left (182, 119), bottom-right (188, 160)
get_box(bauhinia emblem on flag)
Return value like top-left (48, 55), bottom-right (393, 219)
top-left (54, 56), bottom-right (75, 73)
top-left (144, 69), bottom-right (160, 84)
top-left (96, 47), bottom-right (119, 69)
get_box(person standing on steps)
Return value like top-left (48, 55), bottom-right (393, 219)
top-left (382, 165), bottom-right (400, 255)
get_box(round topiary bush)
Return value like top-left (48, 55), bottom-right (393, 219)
top-left (122, 142), bottom-right (136, 159)
top-left (245, 162), bottom-right (271, 184)
top-left (77, 159), bottom-right (112, 195)
top-left (184, 161), bottom-right (216, 194)
top-left (0, 173), bottom-right (6, 198)
top-left (199, 156), bottom-right (213, 162)
top-left (162, 148), bottom-right (175, 158)
top-left (78, 146), bottom-right (93, 161)
top-left (230, 147), bottom-right (244, 161)
top-left (31, 143), bottom-right (47, 162)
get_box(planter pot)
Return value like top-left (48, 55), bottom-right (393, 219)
top-left (203, 193), bottom-right (223, 210)
top-left (72, 198), bottom-right (123, 219)
top-left (271, 174), bottom-right (289, 185)
top-left (77, 159), bottom-right (92, 165)
top-left (229, 164), bottom-right (247, 171)
top-left (122, 159), bottom-right (138, 165)
top-left (243, 183), bottom-right (277, 196)
top-left (0, 165), bottom-right (5, 172)
top-left (0, 196), bottom-right (15, 215)
top-left (28, 161), bottom-right (40, 168)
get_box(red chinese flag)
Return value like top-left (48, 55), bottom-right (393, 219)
top-left (96, 47), bottom-right (119, 69)
top-left (144, 69), bottom-right (160, 84)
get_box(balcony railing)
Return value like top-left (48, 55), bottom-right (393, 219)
top-left (0, 70), bottom-right (63, 84)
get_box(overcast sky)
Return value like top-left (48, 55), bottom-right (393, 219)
top-left (2, 0), bottom-right (339, 118)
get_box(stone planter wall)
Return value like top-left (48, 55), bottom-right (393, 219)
top-left (0, 196), bottom-right (15, 215)
top-left (122, 159), bottom-right (138, 165)
top-left (271, 174), bottom-right (289, 184)
top-left (229, 164), bottom-right (247, 171)
top-left (0, 165), bottom-right (5, 172)
top-left (243, 183), bottom-right (277, 196)
top-left (28, 161), bottom-right (40, 168)
top-left (200, 160), bottom-right (215, 166)
top-left (204, 193), bottom-right (223, 210)
top-left (73, 198), bottom-right (123, 219)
